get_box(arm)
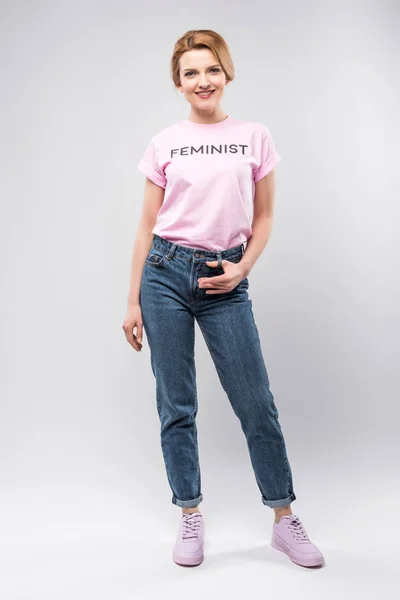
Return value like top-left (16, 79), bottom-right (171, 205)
top-left (239, 169), bottom-right (276, 278)
top-left (122, 177), bottom-right (164, 351)
top-left (126, 177), bottom-right (165, 308)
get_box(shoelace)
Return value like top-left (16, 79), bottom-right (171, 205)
top-left (282, 515), bottom-right (310, 543)
top-left (181, 513), bottom-right (202, 539)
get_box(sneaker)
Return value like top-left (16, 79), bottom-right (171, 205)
top-left (271, 514), bottom-right (325, 567)
top-left (172, 512), bottom-right (204, 567)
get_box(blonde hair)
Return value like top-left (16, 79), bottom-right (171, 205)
top-left (170, 29), bottom-right (235, 88)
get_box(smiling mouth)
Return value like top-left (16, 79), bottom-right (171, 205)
top-left (196, 90), bottom-right (216, 96)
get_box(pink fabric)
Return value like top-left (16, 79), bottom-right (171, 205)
top-left (137, 115), bottom-right (281, 250)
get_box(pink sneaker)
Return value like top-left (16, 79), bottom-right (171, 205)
top-left (271, 514), bottom-right (325, 567)
top-left (172, 512), bottom-right (204, 567)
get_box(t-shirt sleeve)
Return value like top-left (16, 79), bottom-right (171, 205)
top-left (253, 126), bottom-right (282, 183)
top-left (137, 137), bottom-right (167, 189)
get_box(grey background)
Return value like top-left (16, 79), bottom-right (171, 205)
top-left (1, 0), bottom-right (398, 598)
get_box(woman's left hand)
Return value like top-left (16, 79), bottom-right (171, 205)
top-left (197, 260), bottom-right (247, 294)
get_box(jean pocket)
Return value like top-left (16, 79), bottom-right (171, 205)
top-left (145, 248), bottom-right (166, 266)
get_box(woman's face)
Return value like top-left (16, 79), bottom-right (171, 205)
top-left (177, 48), bottom-right (229, 113)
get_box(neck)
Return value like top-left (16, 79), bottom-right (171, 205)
top-left (187, 109), bottom-right (229, 125)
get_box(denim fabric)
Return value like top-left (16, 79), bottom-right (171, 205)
top-left (139, 234), bottom-right (296, 509)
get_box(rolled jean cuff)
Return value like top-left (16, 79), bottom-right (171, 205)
top-left (262, 492), bottom-right (296, 508)
top-left (172, 494), bottom-right (203, 508)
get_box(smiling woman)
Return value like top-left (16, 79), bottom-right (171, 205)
top-left (124, 28), bottom-right (325, 570)
top-left (170, 30), bottom-right (234, 125)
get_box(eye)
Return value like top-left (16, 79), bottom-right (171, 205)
top-left (184, 67), bottom-right (221, 77)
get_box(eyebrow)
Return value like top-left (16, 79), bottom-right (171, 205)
top-left (182, 64), bottom-right (221, 72)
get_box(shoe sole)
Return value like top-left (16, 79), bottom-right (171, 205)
top-left (173, 549), bottom-right (204, 567)
top-left (271, 536), bottom-right (325, 567)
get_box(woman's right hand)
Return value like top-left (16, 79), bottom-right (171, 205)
top-left (122, 304), bottom-right (143, 352)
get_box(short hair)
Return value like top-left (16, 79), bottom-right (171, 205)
top-left (170, 29), bottom-right (235, 88)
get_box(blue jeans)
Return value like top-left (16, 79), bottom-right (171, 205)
top-left (139, 234), bottom-right (296, 509)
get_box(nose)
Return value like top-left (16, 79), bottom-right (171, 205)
top-left (199, 73), bottom-right (211, 88)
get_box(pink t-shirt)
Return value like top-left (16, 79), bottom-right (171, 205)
top-left (137, 114), bottom-right (281, 250)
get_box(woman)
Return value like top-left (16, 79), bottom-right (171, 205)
top-left (123, 29), bottom-right (325, 569)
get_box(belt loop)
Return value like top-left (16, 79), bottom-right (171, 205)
top-left (217, 250), bottom-right (223, 268)
top-left (166, 243), bottom-right (177, 260)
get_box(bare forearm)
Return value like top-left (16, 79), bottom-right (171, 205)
top-left (126, 227), bottom-right (154, 307)
top-left (239, 214), bottom-right (274, 277)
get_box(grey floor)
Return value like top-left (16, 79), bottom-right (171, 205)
top-left (0, 472), bottom-right (397, 600)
